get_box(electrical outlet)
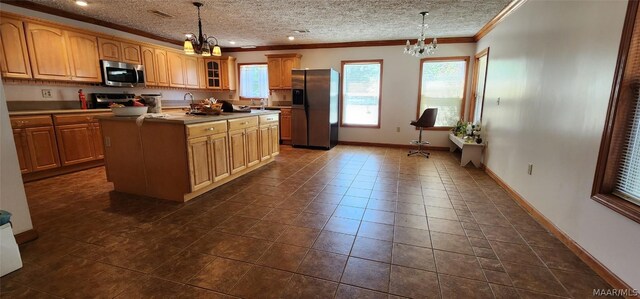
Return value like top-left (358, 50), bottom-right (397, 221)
top-left (104, 137), bottom-right (111, 147)
top-left (396, 127), bottom-right (400, 132)
top-left (497, 97), bottom-right (501, 106)
top-left (527, 163), bottom-right (533, 175)
top-left (41, 89), bottom-right (52, 98)
top-left (228, 93), bottom-right (233, 100)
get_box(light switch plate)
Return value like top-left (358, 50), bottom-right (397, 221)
top-left (41, 89), bottom-right (52, 98)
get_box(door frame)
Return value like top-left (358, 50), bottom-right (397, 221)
top-left (469, 47), bottom-right (490, 123)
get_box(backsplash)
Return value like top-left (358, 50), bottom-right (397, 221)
top-left (3, 82), bottom-right (235, 110)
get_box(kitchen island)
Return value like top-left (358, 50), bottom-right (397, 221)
top-left (97, 110), bottom-right (280, 202)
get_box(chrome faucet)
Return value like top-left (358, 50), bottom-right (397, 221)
top-left (184, 92), bottom-right (194, 105)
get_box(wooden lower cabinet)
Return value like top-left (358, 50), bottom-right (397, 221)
top-left (56, 123), bottom-right (96, 165)
top-left (270, 124), bottom-right (280, 156)
top-left (91, 123), bottom-right (104, 159)
top-left (229, 129), bottom-right (247, 174)
top-left (186, 131), bottom-right (230, 192)
top-left (13, 129), bottom-right (31, 173)
top-left (187, 136), bottom-right (214, 191)
top-left (280, 108), bottom-right (292, 142)
top-left (246, 127), bottom-right (260, 167)
top-left (25, 126), bottom-right (60, 171)
top-left (259, 125), bottom-right (271, 161)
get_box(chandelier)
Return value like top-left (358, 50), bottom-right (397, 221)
top-left (183, 2), bottom-right (221, 57)
top-left (404, 11), bottom-right (437, 57)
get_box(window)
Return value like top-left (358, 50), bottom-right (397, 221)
top-left (239, 63), bottom-right (269, 100)
top-left (417, 57), bottom-right (470, 127)
top-left (341, 60), bottom-right (383, 127)
top-left (470, 48), bottom-right (490, 124)
top-left (592, 1), bottom-right (640, 224)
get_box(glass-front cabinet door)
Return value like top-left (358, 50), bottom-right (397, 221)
top-left (205, 59), bottom-right (221, 89)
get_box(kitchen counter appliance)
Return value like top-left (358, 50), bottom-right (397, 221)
top-left (91, 93), bottom-right (136, 109)
top-left (101, 60), bottom-right (145, 87)
top-left (291, 69), bottom-right (339, 149)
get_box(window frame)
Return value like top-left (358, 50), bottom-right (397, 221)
top-left (237, 62), bottom-right (269, 101)
top-left (469, 48), bottom-right (490, 123)
top-left (416, 56), bottom-right (470, 130)
top-left (592, 0), bottom-right (640, 224)
top-left (340, 59), bottom-right (384, 128)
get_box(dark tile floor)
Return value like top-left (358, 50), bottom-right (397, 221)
top-left (1, 145), bottom-right (616, 298)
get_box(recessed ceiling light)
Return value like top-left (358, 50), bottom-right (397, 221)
top-left (229, 41), bottom-right (236, 45)
top-left (288, 36), bottom-right (295, 41)
top-left (75, 0), bottom-right (88, 6)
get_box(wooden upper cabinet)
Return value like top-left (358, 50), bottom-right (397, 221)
top-left (120, 41), bottom-right (141, 64)
top-left (197, 57), bottom-right (207, 89)
top-left (141, 46), bottom-right (157, 86)
top-left (0, 17), bottom-right (32, 79)
top-left (98, 37), bottom-right (121, 61)
top-left (184, 55), bottom-right (199, 88)
top-left (267, 58), bottom-right (282, 89)
top-left (266, 54), bottom-right (301, 90)
top-left (167, 51), bottom-right (185, 87)
top-left (281, 57), bottom-right (299, 89)
top-left (65, 30), bottom-right (101, 82)
top-left (227, 57), bottom-right (237, 91)
top-left (221, 58), bottom-right (229, 90)
top-left (205, 59), bottom-right (221, 89)
top-left (24, 22), bottom-right (72, 80)
top-left (154, 48), bottom-right (169, 86)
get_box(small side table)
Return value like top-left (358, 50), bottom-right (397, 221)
top-left (449, 133), bottom-right (484, 168)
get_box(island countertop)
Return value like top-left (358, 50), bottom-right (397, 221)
top-left (96, 110), bottom-right (280, 125)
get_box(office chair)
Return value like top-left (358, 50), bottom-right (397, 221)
top-left (408, 108), bottom-right (438, 158)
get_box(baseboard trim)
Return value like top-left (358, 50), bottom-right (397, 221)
top-left (14, 228), bottom-right (38, 245)
top-left (484, 166), bottom-right (632, 290)
top-left (22, 160), bottom-right (104, 183)
top-left (337, 141), bottom-right (449, 151)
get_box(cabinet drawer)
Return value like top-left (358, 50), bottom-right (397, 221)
top-left (186, 121), bottom-right (227, 139)
top-left (259, 114), bottom-right (279, 124)
top-left (228, 116), bottom-right (258, 131)
top-left (54, 113), bottom-right (109, 125)
top-left (10, 115), bottom-right (53, 128)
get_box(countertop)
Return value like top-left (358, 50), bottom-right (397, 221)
top-left (96, 110), bottom-right (280, 125)
top-left (9, 109), bottom-right (112, 116)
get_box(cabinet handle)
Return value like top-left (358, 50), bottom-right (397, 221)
top-left (266, 118), bottom-right (274, 121)
top-left (206, 127), bottom-right (215, 131)
top-left (241, 122), bottom-right (249, 125)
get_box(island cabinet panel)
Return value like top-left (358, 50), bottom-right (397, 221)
top-left (246, 126), bottom-right (260, 167)
top-left (154, 49), bottom-right (170, 86)
top-left (259, 126), bottom-right (271, 161)
top-left (211, 133), bottom-right (230, 181)
top-left (99, 112), bottom-right (279, 202)
top-left (13, 129), bottom-right (31, 173)
top-left (0, 17), bottom-right (32, 79)
top-left (25, 22), bottom-right (72, 80)
top-left (188, 136), bottom-right (215, 191)
top-left (25, 126), bottom-right (60, 171)
top-left (65, 30), bottom-right (101, 82)
top-left (270, 124), bottom-right (280, 156)
top-left (56, 124), bottom-right (95, 165)
top-left (141, 46), bottom-right (157, 85)
top-left (229, 129), bottom-right (247, 174)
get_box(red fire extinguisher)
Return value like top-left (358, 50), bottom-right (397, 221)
top-left (78, 89), bottom-right (87, 110)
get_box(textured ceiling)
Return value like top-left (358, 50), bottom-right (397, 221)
top-left (22, 0), bottom-right (511, 47)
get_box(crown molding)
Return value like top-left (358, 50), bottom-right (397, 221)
top-left (473, 0), bottom-right (528, 41)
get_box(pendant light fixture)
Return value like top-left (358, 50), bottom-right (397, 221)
top-left (183, 2), bottom-right (222, 57)
top-left (404, 11), bottom-right (437, 57)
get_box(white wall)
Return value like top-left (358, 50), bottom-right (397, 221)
top-left (0, 79), bottom-right (34, 235)
top-left (229, 44), bottom-right (476, 147)
top-left (477, 0), bottom-right (639, 288)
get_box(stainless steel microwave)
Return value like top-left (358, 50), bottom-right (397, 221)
top-left (100, 60), bottom-right (145, 87)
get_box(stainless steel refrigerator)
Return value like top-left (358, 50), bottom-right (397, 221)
top-left (291, 69), bottom-right (340, 149)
